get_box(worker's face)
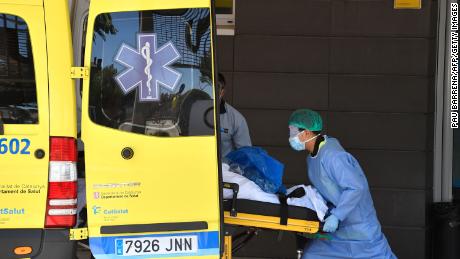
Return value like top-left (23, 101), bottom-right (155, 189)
top-left (219, 88), bottom-right (225, 100)
top-left (289, 126), bottom-right (319, 151)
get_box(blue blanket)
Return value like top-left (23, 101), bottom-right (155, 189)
top-left (225, 147), bottom-right (286, 194)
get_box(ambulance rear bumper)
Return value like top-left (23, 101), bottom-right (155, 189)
top-left (0, 228), bottom-right (76, 259)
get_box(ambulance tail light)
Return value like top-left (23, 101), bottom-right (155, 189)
top-left (45, 137), bottom-right (78, 228)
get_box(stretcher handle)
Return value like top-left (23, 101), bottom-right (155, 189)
top-left (318, 221), bottom-right (325, 232)
top-left (316, 221), bottom-right (338, 236)
top-left (223, 182), bottom-right (239, 217)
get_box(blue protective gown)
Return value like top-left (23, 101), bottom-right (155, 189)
top-left (302, 136), bottom-right (397, 259)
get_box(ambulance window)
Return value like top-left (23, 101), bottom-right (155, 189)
top-left (0, 14), bottom-right (38, 124)
top-left (89, 9), bottom-right (215, 137)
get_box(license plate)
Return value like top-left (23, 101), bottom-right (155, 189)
top-left (116, 235), bottom-right (198, 256)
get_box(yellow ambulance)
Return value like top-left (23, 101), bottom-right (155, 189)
top-left (0, 0), bottom-right (78, 258)
top-left (1, 0), bottom-right (222, 258)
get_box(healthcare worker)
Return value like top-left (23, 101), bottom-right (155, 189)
top-left (288, 109), bottom-right (396, 259)
top-left (219, 73), bottom-right (252, 157)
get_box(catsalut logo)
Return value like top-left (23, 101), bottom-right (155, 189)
top-left (0, 208), bottom-right (25, 215)
top-left (92, 205), bottom-right (128, 215)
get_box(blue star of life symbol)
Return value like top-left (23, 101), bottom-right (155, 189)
top-left (114, 33), bottom-right (182, 102)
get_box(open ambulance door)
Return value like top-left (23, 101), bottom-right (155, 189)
top-left (81, 0), bottom-right (222, 258)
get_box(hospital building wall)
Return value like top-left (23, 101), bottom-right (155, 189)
top-left (216, 0), bottom-right (437, 258)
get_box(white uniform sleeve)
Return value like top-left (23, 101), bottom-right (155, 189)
top-left (232, 114), bottom-right (252, 149)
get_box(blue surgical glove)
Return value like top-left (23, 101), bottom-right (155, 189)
top-left (323, 214), bottom-right (339, 233)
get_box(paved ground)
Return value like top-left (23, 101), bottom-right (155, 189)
top-left (77, 245), bottom-right (92, 259)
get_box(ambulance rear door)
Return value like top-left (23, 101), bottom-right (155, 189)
top-left (0, 0), bottom-right (50, 230)
top-left (81, 1), bottom-right (222, 258)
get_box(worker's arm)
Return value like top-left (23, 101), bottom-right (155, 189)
top-left (327, 152), bottom-right (367, 222)
top-left (232, 113), bottom-right (252, 149)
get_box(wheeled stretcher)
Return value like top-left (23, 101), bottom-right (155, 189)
top-left (222, 182), bottom-right (327, 259)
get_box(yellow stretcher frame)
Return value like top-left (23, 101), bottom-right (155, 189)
top-left (222, 209), bottom-right (321, 259)
top-left (224, 211), bottom-right (320, 233)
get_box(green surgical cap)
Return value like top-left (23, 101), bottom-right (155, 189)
top-left (289, 109), bottom-right (323, 131)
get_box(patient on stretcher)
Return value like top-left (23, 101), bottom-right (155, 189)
top-left (222, 163), bottom-right (328, 221)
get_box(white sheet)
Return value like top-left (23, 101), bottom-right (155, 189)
top-left (222, 163), bottom-right (328, 221)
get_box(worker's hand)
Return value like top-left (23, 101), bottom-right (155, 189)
top-left (323, 214), bottom-right (339, 233)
